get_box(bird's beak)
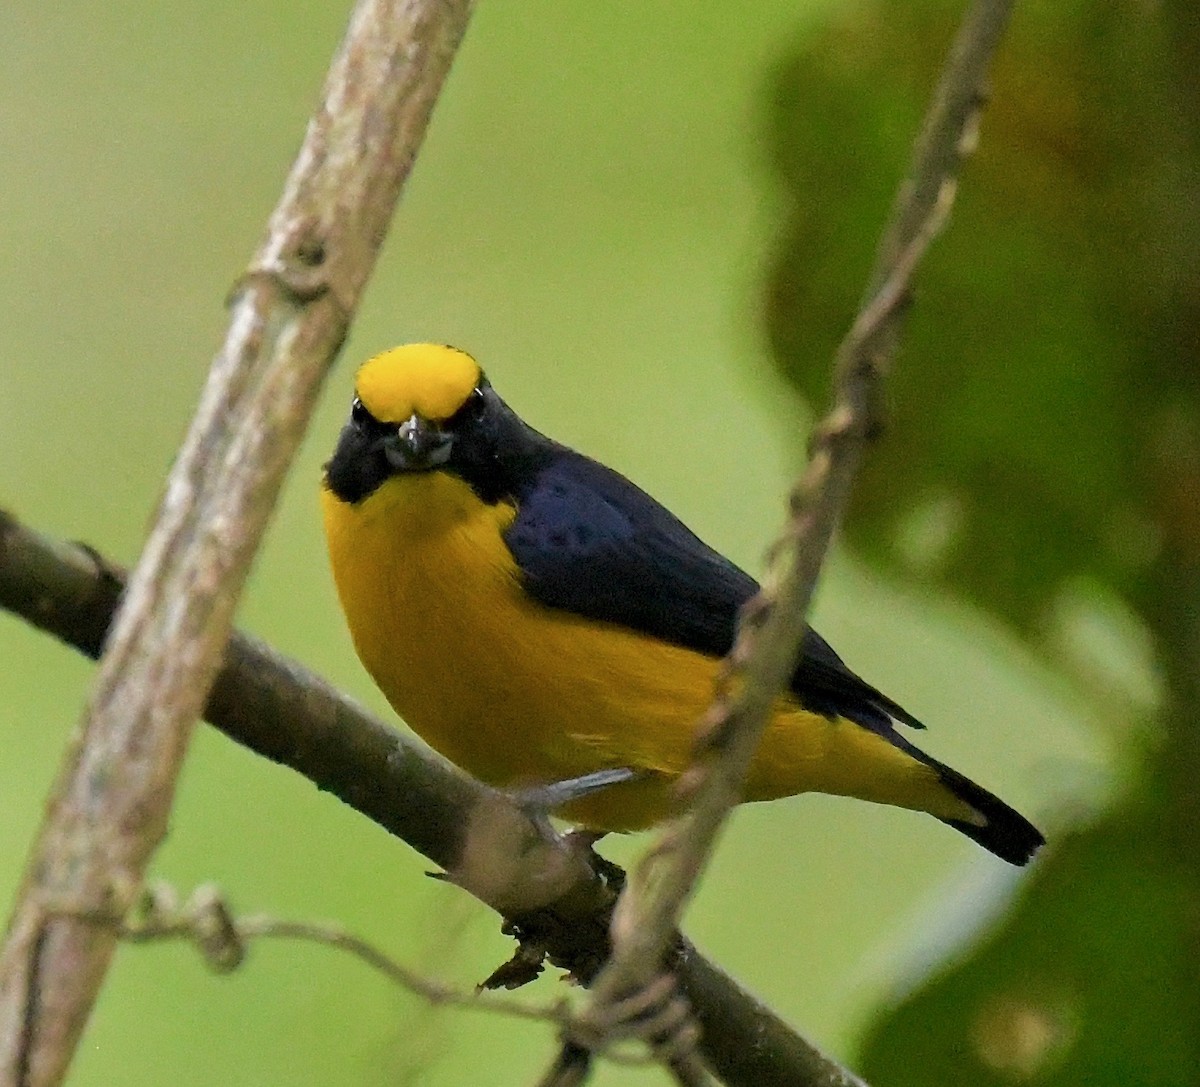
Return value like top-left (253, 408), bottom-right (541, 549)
top-left (382, 413), bottom-right (453, 472)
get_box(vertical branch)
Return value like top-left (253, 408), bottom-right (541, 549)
top-left (545, 0), bottom-right (1017, 1081)
top-left (0, 3), bottom-right (473, 1085)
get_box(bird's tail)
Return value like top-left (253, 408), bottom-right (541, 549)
top-left (931, 758), bottom-right (1045, 866)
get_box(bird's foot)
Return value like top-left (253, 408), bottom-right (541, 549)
top-left (509, 767), bottom-right (637, 813)
top-left (507, 767), bottom-right (638, 843)
top-left (560, 829), bottom-right (625, 894)
top-left (477, 770), bottom-right (636, 990)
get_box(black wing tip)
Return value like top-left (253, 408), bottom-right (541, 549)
top-left (882, 698), bottom-right (926, 731)
top-left (942, 812), bottom-right (1045, 867)
top-left (936, 764), bottom-right (1046, 866)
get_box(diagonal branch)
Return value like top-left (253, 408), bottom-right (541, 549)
top-left (0, 3), bottom-right (474, 1085)
top-left (0, 510), bottom-right (863, 1087)
top-left (550, 0), bottom-right (1016, 1082)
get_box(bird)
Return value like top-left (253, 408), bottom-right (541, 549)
top-left (321, 343), bottom-right (1044, 865)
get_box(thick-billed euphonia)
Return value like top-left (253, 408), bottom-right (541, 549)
top-left (321, 344), bottom-right (1043, 865)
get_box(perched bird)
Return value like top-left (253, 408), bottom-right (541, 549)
top-left (321, 344), bottom-right (1044, 865)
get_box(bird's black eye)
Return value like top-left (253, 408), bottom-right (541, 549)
top-left (351, 397), bottom-right (373, 428)
top-left (445, 385), bottom-right (487, 431)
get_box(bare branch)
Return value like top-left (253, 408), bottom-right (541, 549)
top-left (0, 2), bottom-right (474, 1084)
top-left (677, 944), bottom-right (867, 1087)
top-left (0, 510), bottom-right (863, 1087)
top-left (551, 0), bottom-right (1015, 1080)
top-left (54, 882), bottom-right (580, 1037)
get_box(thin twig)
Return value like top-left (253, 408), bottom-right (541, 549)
top-left (52, 882), bottom-right (589, 1038)
top-left (0, 3), bottom-right (473, 1085)
top-left (548, 0), bottom-right (1015, 1082)
top-left (0, 510), bottom-right (864, 1087)
top-left (45, 880), bottom-right (676, 1071)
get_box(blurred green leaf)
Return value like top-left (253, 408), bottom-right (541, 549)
top-left (764, 2), bottom-right (1200, 1083)
top-left (763, 0), bottom-right (1200, 639)
top-left (858, 778), bottom-right (1197, 1085)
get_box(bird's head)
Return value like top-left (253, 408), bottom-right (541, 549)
top-left (324, 343), bottom-right (535, 504)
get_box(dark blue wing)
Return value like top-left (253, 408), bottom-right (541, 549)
top-left (504, 452), bottom-right (924, 734)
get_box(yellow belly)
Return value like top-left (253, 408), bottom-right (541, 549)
top-left (321, 473), bottom-right (969, 831)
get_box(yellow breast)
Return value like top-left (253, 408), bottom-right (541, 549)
top-left (321, 473), bottom-right (715, 822)
top-left (321, 472), bottom-right (967, 830)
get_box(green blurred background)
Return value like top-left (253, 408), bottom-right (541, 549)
top-left (2, 1), bottom-right (1193, 1084)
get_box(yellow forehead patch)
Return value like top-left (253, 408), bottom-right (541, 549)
top-left (354, 344), bottom-right (482, 423)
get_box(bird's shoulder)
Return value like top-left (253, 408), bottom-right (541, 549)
top-left (503, 447), bottom-right (754, 659)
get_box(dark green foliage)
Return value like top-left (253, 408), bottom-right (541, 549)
top-left (764, 0), bottom-right (1200, 638)
top-left (763, 1), bottom-right (1200, 1081)
top-left (859, 791), bottom-right (1197, 1085)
